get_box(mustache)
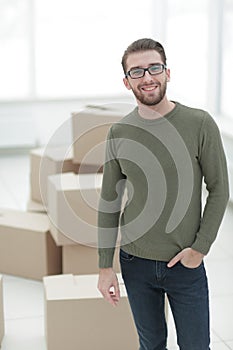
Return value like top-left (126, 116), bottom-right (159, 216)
top-left (138, 82), bottom-right (161, 89)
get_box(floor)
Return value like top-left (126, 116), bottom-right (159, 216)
top-left (0, 152), bottom-right (233, 350)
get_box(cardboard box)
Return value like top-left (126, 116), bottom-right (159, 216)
top-left (30, 147), bottom-right (78, 205)
top-left (47, 172), bottom-right (103, 246)
top-left (72, 104), bottom-right (133, 165)
top-left (0, 209), bottom-right (62, 280)
top-left (0, 275), bottom-right (4, 345)
top-left (43, 274), bottom-right (138, 350)
top-left (49, 218), bottom-right (75, 246)
top-left (62, 244), bottom-right (120, 274)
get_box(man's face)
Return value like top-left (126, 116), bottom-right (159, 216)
top-left (123, 50), bottom-right (170, 106)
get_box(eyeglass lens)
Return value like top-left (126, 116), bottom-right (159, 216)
top-left (129, 64), bottom-right (165, 78)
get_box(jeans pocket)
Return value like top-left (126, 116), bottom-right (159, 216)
top-left (179, 260), bottom-right (203, 270)
top-left (120, 249), bottom-right (135, 262)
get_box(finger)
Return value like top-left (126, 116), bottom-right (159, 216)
top-left (109, 286), bottom-right (120, 303)
top-left (167, 253), bottom-right (182, 268)
top-left (108, 294), bottom-right (119, 306)
top-left (102, 289), bottom-right (119, 306)
top-left (110, 293), bottom-right (120, 304)
top-left (109, 291), bottom-right (120, 304)
top-left (113, 283), bottom-right (120, 301)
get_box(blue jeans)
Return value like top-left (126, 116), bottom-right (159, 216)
top-left (120, 249), bottom-right (210, 350)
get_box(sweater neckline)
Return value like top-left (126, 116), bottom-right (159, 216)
top-left (134, 101), bottom-right (180, 125)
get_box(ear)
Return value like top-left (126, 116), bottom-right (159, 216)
top-left (123, 77), bottom-right (132, 90)
top-left (166, 68), bottom-right (171, 82)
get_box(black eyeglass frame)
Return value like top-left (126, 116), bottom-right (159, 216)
top-left (125, 63), bottom-right (167, 79)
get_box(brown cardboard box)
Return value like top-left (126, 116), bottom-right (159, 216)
top-left (30, 147), bottom-right (101, 206)
top-left (72, 104), bottom-right (133, 166)
top-left (0, 275), bottom-right (4, 345)
top-left (48, 219), bottom-right (75, 246)
top-left (30, 147), bottom-right (78, 205)
top-left (47, 172), bottom-right (103, 246)
top-left (43, 273), bottom-right (138, 350)
top-left (62, 244), bottom-right (120, 274)
top-left (0, 209), bottom-right (62, 280)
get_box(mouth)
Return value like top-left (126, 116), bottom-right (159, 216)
top-left (140, 84), bottom-right (159, 92)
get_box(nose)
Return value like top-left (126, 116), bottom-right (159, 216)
top-left (142, 70), bottom-right (154, 83)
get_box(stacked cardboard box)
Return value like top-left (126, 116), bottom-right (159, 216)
top-left (25, 105), bottom-right (130, 278)
top-left (72, 104), bottom-right (133, 166)
top-left (43, 273), bottom-right (138, 350)
top-left (30, 147), bottom-right (78, 205)
top-left (0, 104), bottom-right (134, 347)
top-left (0, 104), bottom-right (130, 331)
top-left (0, 275), bottom-right (4, 346)
top-left (30, 146), bottom-right (101, 207)
top-left (0, 209), bottom-right (62, 280)
top-left (47, 172), bottom-right (121, 274)
top-left (62, 244), bottom-right (120, 275)
top-left (47, 172), bottom-right (102, 246)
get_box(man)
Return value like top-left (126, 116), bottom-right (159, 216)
top-left (97, 38), bottom-right (229, 350)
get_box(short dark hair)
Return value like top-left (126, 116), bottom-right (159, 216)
top-left (121, 38), bottom-right (167, 75)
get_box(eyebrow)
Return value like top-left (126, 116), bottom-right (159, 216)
top-left (128, 63), bottom-right (163, 71)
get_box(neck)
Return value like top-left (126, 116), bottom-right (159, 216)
top-left (138, 97), bottom-right (175, 120)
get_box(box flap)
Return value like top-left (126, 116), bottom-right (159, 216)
top-left (44, 273), bottom-right (126, 300)
top-left (48, 172), bottom-right (102, 191)
top-left (0, 208), bottom-right (50, 232)
top-left (30, 146), bottom-right (73, 162)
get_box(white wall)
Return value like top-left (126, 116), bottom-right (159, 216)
top-left (0, 95), bottom-right (135, 148)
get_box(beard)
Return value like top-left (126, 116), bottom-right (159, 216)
top-left (130, 79), bottom-right (167, 106)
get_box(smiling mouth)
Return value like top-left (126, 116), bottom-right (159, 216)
top-left (141, 85), bottom-right (158, 92)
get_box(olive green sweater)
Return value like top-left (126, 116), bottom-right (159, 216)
top-left (98, 102), bottom-right (229, 268)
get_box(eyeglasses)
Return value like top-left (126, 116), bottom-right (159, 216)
top-left (126, 63), bottom-right (167, 79)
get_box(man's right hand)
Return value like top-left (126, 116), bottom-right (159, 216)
top-left (98, 268), bottom-right (120, 307)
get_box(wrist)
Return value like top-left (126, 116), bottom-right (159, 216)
top-left (99, 267), bottom-right (114, 273)
top-left (190, 248), bottom-right (205, 258)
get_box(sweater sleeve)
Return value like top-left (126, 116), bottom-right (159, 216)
top-left (98, 127), bottom-right (126, 268)
top-left (191, 113), bottom-right (229, 254)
